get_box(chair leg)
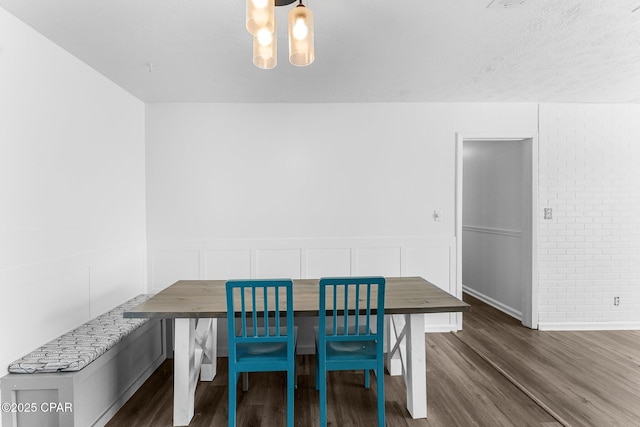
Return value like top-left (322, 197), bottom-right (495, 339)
top-left (287, 368), bottom-right (295, 427)
top-left (319, 367), bottom-right (327, 427)
top-left (294, 355), bottom-right (298, 390)
top-left (242, 372), bottom-right (249, 392)
top-left (364, 369), bottom-right (370, 389)
top-left (376, 365), bottom-right (385, 427)
top-left (228, 368), bottom-right (237, 427)
top-left (315, 353), bottom-right (319, 391)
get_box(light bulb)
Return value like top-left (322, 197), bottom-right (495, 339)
top-left (247, 0), bottom-right (274, 35)
top-left (254, 20), bottom-right (277, 69)
top-left (252, 0), bottom-right (268, 9)
top-left (292, 17), bottom-right (308, 40)
top-left (257, 28), bottom-right (273, 46)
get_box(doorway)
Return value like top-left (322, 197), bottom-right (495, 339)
top-left (455, 133), bottom-right (538, 329)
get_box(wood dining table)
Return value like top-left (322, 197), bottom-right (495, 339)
top-left (125, 276), bottom-right (470, 426)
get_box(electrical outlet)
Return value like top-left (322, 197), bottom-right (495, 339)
top-left (614, 296), bottom-right (620, 306)
top-left (433, 211), bottom-right (442, 222)
top-left (544, 208), bottom-right (553, 220)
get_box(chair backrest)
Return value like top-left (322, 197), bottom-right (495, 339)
top-left (318, 276), bottom-right (386, 346)
top-left (226, 279), bottom-right (295, 357)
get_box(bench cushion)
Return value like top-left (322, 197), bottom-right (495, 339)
top-left (8, 295), bottom-right (151, 374)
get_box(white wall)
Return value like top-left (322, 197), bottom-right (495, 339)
top-left (145, 102), bottom-right (538, 343)
top-left (147, 102), bottom-right (640, 333)
top-left (538, 104), bottom-right (640, 330)
top-left (462, 140), bottom-right (526, 319)
top-left (0, 5), bottom-right (147, 392)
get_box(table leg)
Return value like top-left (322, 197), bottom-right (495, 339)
top-left (198, 318), bottom-right (217, 381)
top-left (405, 313), bottom-right (427, 418)
top-left (386, 315), bottom-right (405, 376)
top-left (174, 318), bottom-right (196, 426)
top-left (173, 318), bottom-right (217, 426)
top-left (386, 313), bottom-right (427, 419)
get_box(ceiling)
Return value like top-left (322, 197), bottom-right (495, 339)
top-left (2, 0), bottom-right (640, 103)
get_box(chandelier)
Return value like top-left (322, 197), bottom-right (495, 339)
top-left (246, 0), bottom-right (314, 69)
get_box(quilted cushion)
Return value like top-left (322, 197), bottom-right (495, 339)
top-left (8, 294), bottom-right (151, 374)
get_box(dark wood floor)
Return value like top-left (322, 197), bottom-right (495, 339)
top-left (107, 295), bottom-right (640, 427)
top-left (454, 295), bottom-right (640, 427)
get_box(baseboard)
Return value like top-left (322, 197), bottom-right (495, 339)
top-left (425, 324), bottom-right (459, 333)
top-left (538, 322), bottom-right (640, 331)
top-left (462, 286), bottom-right (522, 321)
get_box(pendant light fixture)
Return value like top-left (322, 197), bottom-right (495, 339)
top-left (288, 0), bottom-right (314, 66)
top-left (253, 22), bottom-right (277, 69)
top-left (245, 0), bottom-right (314, 68)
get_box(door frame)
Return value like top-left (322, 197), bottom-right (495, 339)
top-left (455, 132), bottom-right (539, 329)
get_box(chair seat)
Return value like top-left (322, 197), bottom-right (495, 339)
top-left (237, 342), bottom-right (288, 359)
top-left (314, 326), bottom-right (377, 359)
top-left (327, 340), bottom-right (377, 359)
top-left (236, 327), bottom-right (298, 361)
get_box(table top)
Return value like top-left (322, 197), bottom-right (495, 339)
top-left (124, 277), bottom-right (470, 319)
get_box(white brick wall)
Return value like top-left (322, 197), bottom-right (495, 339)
top-left (538, 104), bottom-right (640, 329)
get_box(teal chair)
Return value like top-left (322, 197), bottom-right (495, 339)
top-left (315, 276), bottom-right (386, 427)
top-left (226, 279), bottom-right (297, 427)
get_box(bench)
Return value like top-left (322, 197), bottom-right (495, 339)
top-left (1, 295), bottom-right (167, 427)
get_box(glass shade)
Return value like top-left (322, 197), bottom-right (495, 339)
top-left (253, 25), bottom-right (277, 69)
top-left (288, 5), bottom-right (314, 66)
top-left (246, 0), bottom-right (275, 35)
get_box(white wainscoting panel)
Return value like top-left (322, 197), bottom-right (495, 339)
top-left (89, 245), bottom-right (146, 316)
top-left (205, 250), bottom-right (251, 280)
top-left (354, 247), bottom-right (401, 277)
top-left (13, 267), bottom-right (90, 341)
top-left (462, 226), bottom-right (523, 317)
top-left (404, 242), bottom-right (459, 332)
top-left (305, 248), bottom-right (351, 278)
top-left (254, 249), bottom-right (302, 279)
top-left (151, 249), bottom-right (200, 292)
top-left (404, 246), bottom-right (450, 290)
